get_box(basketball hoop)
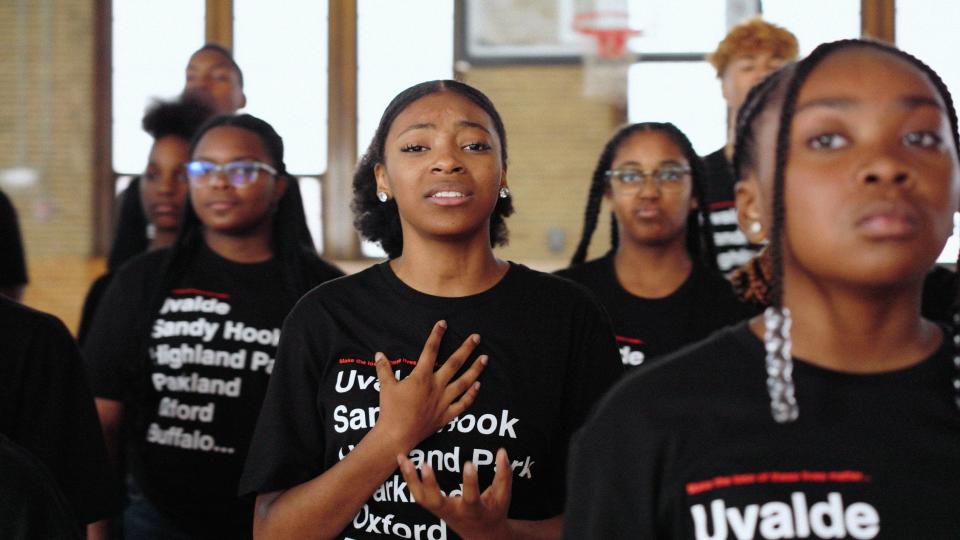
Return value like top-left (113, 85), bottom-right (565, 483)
top-left (572, 10), bottom-right (641, 105)
top-left (572, 11), bottom-right (642, 59)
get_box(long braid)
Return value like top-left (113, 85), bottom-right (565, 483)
top-left (569, 170), bottom-right (608, 265)
top-left (735, 38), bottom-right (960, 422)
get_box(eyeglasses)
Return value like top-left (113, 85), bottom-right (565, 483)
top-left (185, 160), bottom-right (277, 187)
top-left (605, 165), bottom-right (690, 192)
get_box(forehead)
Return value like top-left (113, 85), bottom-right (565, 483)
top-left (389, 91), bottom-right (497, 136)
top-left (150, 135), bottom-right (190, 156)
top-left (798, 47), bottom-right (942, 106)
top-left (188, 49), bottom-right (235, 72)
top-left (730, 50), bottom-right (787, 62)
top-left (613, 130), bottom-right (685, 163)
top-left (194, 126), bottom-right (268, 159)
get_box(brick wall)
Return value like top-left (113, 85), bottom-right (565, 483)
top-left (0, 0), bottom-right (94, 258)
top-left (465, 65), bottom-right (621, 266)
top-left (0, 1), bottom-right (95, 329)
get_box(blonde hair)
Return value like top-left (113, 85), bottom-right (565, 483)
top-left (708, 17), bottom-right (799, 77)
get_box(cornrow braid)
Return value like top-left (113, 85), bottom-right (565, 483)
top-left (733, 38), bottom-right (960, 422)
top-left (569, 122), bottom-right (718, 272)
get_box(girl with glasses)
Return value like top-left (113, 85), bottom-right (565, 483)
top-left (239, 80), bottom-right (623, 539)
top-left (557, 122), bottom-right (754, 370)
top-left (83, 114), bottom-right (343, 538)
top-left (565, 40), bottom-right (960, 538)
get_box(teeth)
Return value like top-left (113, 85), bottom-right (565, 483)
top-left (432, 191), bottom-right (464, 198)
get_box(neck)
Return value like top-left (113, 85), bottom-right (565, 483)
top-left (202, 224), bottom-right (274, 263)
top-left (613, 234), bottom-right (692, 298)
top-left (390, 233), bottom-right (507, 297)
top-left (149, 228), bottom-right (178, 251)
top-left (751, 273), bottom-right (941, 373)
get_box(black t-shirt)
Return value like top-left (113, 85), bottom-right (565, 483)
top-left (0, 189), bottom-right (28, 289)
top-left (555, 255), bottom-right (756, 368)
top-left (240, 262), bottom-right (624, 539)
top-left (84, 243), bottom-right (340, 537)
top-left (77, 271), bottom-right (114, 346)
top-left (0, 297), bottom-right (118, 526)
top-left (702, 148), bottom-right (761, 273)
top-left (564, 322), bottom-right (960, 539)
top-left (0, 433), bottom-right (83, 539)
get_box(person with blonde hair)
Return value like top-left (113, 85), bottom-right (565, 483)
top-left (703, 17), bottom-right (798, 273)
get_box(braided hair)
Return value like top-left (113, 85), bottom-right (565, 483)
top-left (569, 122), bottom-right (717, 272)
top-left (352, 80), bottom-right (514, 259)
top-left (732, 38), bottom-right (960, 422)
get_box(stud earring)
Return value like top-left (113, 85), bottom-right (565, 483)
top-left (749, 221), bottom-right (762, 235)
top-left (499, 187), bottom-right (511, 199)
top-left (377, 191), bottom-right (389, 203)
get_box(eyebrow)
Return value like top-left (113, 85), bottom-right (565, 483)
top-left (397, 120), bottom-right (492, 136)
top-left (193, 155), bottom-right (263, 163)
top-left (614, 159), bottom-right (685, 168)
top-left (796, 94), bottom-right (945, 113)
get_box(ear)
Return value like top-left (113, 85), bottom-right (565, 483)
top-left (374, 163), bottom-right (392, 197)
top-left (238, 92), bottom-right (247, 110)
top-left (689, 194), bottom-right (699, 210)
top-left (735, 175), bottom-right (767, 243)
top-left (498, 163), bottom-right (509, 190)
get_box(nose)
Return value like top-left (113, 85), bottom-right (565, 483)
top-left (430, 144), bottom-right (464, 174)
top-left (636, 175), bottom-right (661, 198)
top-left (205, 170), bottom-right (233, 190)
top-left (858, 152), bottom-right (912, 188)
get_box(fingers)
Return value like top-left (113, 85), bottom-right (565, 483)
top-left (435, 333), bottom-right (482, 385)
top-left (487, 448), bottom-right (513, 507)
top-left (442, 380), bottom-right (482, 425)
top-left (441, 352), bottom-right (486, 401)
top-left (374, 352), bottom-right (395, 389)
top-left (414, 320), bottom-right (448, 375)
top-left (398, 454), bottom-right (449, 512)
top-left (461, 461), bottom-right (480, 506)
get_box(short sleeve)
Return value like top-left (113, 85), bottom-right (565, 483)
top-left (238, 294), bottom-right (329, 495)
top-left (6, 309), bottom-right (119, 524)
top-left (82, 257), bottom-right (155, 401)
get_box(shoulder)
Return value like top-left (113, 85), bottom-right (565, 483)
top-left (553, 257), bottom-right (608, 284)
top-left (605, 322), bottom-right (757, 413)
top-left (296, 247), bottom-right (346, 284)
top-left (0, 298), bottom-right (77, 370)
top-left (114, 247), bottom-right (169, 278)
top-left (0, 296), bottom-right (69, 337)
top-left (286, 264), bottom-right (380, 319)
top-left (515, 262), bottom-right (603, 306)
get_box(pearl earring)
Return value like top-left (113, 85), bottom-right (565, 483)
top-left (377, 191), bottom-right (389, 203)
top-left (750, 221), bottom-right (762, 235)
top-left (499, 187), bottom-right (511, 199)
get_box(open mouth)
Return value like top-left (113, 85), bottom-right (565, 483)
top-left (426, 188), bottom-right (473, 206)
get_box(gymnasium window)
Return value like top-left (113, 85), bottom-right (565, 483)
top-left (896, 0), bottom-right (960, 263)
top-left (626, 0), bottom-right (860, 155)
top-left (357, 0), bottom-right (455, 257)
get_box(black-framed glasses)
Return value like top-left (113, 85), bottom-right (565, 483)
top-left (605, 165), bottom-right (690, 192)
top-left (185, 160), bottom-right (278, 187)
